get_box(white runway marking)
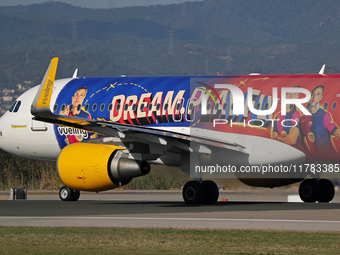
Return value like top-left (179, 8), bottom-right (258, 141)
top-left (0, 216), bottom-right (340, 224)
top-left (1, 216), bottom-right (340, 232)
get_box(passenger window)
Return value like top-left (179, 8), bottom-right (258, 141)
top-left (92, 104), bottom-right (97, 112)
top-left (108, 104), bottom-right (113, 111)
top-left (85, 104), bottom-right (89, 112)
top-left (323, 102), bottom-right (328, 110)
top-left (77, 104), bottom-right (81, 111)
top-left (264, 103), bottom-right (269, 110)
top-left (13, 101), bottom-right (21, 112)
top-left (61, 104), bottom-right (66, 112)
top-left (9, 101), bottom-right (17, 112)
top-left (132, 104), bottom-right (137, 111)
top-left (53, 104), bottom-right (58, 112)
top-left (332, 102), bottom-right (337, 110)
top-left (306, 102), bottom-right (311, 110)
top-left (69, 104), bottom-right (73, 112)
top-left (100, 104), bottom-right (105, 112)
top-left (255, 102), bottom-right (260, 110)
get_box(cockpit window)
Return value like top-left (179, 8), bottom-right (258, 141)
top-left (9, 101), bottom-right (17, 112)
top-left (9, 100), bottom-right (21, 113)
top-left (13, 101), bottom-right (21, 112)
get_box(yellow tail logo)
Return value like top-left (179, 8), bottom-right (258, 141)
top-left (36, 57), bottom-right (58, 108)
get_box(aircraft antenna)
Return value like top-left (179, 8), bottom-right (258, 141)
top-left (319, 64), bottom-right (326, 75)
top-left (72, 69), bottom-right (78, 78)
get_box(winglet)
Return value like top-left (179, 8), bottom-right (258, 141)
top-left (319, 64), bottom-right (325, 75)
top-left (31, 57), bottom-right (58, 116)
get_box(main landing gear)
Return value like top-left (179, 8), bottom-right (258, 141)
top-left (182, 180), bottom-right (219, 205)
top-left (299, 179), bottom-right (335, 203)
top-left (59, 186), bottom-right (80, 201)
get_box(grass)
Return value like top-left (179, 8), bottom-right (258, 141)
top-left (0, 227), bottom-right (339, 254)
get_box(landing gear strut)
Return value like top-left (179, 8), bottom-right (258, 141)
top-left (182, 180), bottom-right (219, 205)
top-left (59, 186), bottom-right (80, 201)
top-left (299, 179), bottom-right (334, 203)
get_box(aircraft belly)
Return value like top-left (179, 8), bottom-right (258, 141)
top-left (190, 129), bottom-right (306, 165)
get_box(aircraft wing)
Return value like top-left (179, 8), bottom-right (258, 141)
top-left (33, 111), bottom-right (246, 154)
top-left (31, 58), bottom-right (246, 156)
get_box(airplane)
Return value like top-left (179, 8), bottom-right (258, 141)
top-left (0, 57), bottom-right (339, 204)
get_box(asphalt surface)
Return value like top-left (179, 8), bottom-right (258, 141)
top-left (1, 189), bottom-right (340, 231)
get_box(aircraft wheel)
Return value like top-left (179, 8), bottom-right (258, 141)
top-left (202, 180), bottom-right (219, 204)
top-left (59, 186), bottom-right (72, 201)
top-left (298, 179), bottom-right (320, 203)
top-left (70, 190), bottom-right (80, 201)
top-left (318, 179), bottom-right (334, 203)
top-left (182, 180), bottom-right (205, 205)
top-left (59, 186), bottom-right (79, 202)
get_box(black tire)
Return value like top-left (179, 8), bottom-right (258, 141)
top-left (202, 180), bottom-right (219, 204)
top-left (182, 180), bottom-right (205, 205)
top-left (298, 179), bottom-right (320, 203)
top-left (70, 190), bottom-right (80, 201)
top-left (59, 186), bottom-right (72, 201)
top-left (318, 179), bottom-right (334, 203)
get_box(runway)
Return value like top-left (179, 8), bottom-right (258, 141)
top-left (1, 189), bottom-right (340, 231)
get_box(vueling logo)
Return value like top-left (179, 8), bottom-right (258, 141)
top-left (42, 79), bottom-right (53, 105)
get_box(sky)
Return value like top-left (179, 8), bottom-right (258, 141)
top-left (0, 0), bottom-right (204, 9)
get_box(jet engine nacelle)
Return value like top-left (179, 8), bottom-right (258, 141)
top-left (57, 143), bottom-right (150, 191)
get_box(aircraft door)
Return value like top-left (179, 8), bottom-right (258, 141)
top-left (31, 119), bottom-right (47, 131)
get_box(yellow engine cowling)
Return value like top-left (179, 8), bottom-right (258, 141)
top-left (57, 143), bottom-right (150, 192)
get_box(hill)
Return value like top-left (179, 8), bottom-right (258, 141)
top-left (0, 0), bottom-right (339, 89)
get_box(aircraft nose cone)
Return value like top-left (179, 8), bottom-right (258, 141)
top-left (0, 112), bottom-right (11, 151)
top-left (0, 113), bottom-right (6, 141)
top-left (0, 116), bottom-right (5, 144)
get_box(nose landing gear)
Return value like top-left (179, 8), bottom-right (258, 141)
top-left (59, 186), bottom-right (80, 201)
